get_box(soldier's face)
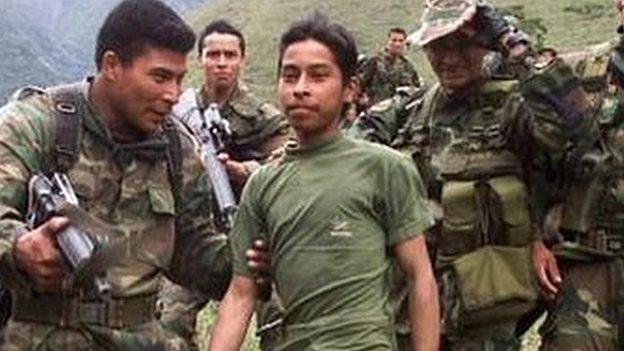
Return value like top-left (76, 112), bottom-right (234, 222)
top-left (424, 36), bottom-right (488, 92)
top-left (387, 32), bottom-right (407, 56)
top-left (106, 47), bottom-right (186, 136)
top-left (200, 33), bottom-right (245, 92)
top-left (616, 0), bottom-right (624, 23)
top-left (278, 39), bottom-right (354, 144)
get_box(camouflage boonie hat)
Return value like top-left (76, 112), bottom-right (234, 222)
top-left (411, 0), bottom-right (478, 47)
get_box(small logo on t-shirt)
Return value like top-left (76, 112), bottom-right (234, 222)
top-left (329, 217), bottom-right (352, 237)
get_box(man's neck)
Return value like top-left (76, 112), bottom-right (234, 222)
top-left (295, 124), bottom-right (341, 146)
top-left (89, 77), bottom-right (147, 143)
top-left (204, 83), bottom-right (237, 106)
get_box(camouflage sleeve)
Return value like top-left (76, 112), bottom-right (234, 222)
top-left (167, 128), bottom-right (231, 301)
top-left (252, 103), bottom-right (290, 159)
top-left (511, 60), bottom-right (599, 228)
top-left (0, 95), bottom-right (53, 292)
top-left (407, 60), bottom-right (422, 87)
top-left (233, 102), bottom-right (290, 162)
top-left (346, 98), bottom-right (409, 145)
top-left (357, 56), bottom-right (378, 93)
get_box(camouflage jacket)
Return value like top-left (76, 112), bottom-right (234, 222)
top-left (349, 60), bottom-right (596, 255)
top-left (173, 83), bottom-right (289, 164)
top-left (358, 50), bottom-right (421, 107)
top-left (0, 81), bottom-right (230, 300)
top-left (556, 40), bottom-right (624, 259)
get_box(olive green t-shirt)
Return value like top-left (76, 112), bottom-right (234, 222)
top-left (231, 133), bottom-right (434, 350)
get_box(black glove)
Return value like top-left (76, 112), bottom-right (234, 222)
top-left (475, 3), bottom-right (510, 50)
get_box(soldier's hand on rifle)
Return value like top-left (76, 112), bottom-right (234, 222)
top-left (217, 153), bottom-right (249, 185)
top-left (531, 240), bottom-right (562, 299)
top-left (15, 216), bottom-right (70, 292)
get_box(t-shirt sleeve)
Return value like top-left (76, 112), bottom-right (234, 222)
top-left (230, 170), bottom-right (266, 277)
top-left (382, 153), bottom-right (435, 247)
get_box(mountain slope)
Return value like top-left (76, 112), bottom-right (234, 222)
top-left (0, 0), bottom-right (206, 103)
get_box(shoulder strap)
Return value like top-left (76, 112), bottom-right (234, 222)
top-left (48, 83), bottom-right (86, 173)
top-left (163, 117), bottom-right (184, 207)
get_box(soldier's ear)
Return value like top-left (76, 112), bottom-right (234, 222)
top-left (100, 50), bottom-right (123, 83)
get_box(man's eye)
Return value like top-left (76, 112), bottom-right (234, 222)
top-left (207, 52), bottom-right (220, 59)
top-left (153, 74), bottom-right (168, 83)
top-left (310, 71), bottom-right (328, 81)
top-left (281, 71), bottom-right (298, 81)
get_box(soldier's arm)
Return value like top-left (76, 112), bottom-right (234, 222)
top-left (208, 274), bottom-right (257, 351)
top-left (384, 154), bottom-right (438, 350)
top-left (167, 132), bottom-right (231, 300)
top-left (0, 95), bottom-right (55, 293)
top-left (357, 56), bottom-right (377, 92)
top-left (347, 95), bottom-right (415, 145)
top-left (394, 236), bottom-right (439, 351)
top-left (225, 103), bottom-right (290, 184)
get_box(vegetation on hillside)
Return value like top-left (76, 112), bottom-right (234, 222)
top-left (186, 0), bottom-right (619, 102)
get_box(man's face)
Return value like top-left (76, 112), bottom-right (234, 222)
top-left (616, 0), bottom-right (624, 24)
top-left (387, 32), bottom-right (407, 57)
top-left (110, 47), bottom-right (187, 135)
top-left (200, 32), bottom-right (245, 92)
top-left (278, 39), bottom-right (353, 143)
top-left (424, 35), bottom-right (488, 92)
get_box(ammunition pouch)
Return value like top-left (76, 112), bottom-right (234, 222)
top-left (444, 246), bottom-right (539, 331)
top-left (439, 175), bottom-right (532, 257)
top-left (555, 228), bottom-right (624, 261)
top-left (12, 292), bottom-right (157, 329)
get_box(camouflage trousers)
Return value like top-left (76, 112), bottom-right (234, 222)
top-left (539, 258), bottom-right (622, 351)
top-left (156, 278), bottom-right (208, 351)
top-left (0, 318), bottom-right (189, 351)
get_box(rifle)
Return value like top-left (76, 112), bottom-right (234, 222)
top-left (191, 103), bottom-right (237, 231)
top-left (27, 173), bottom-right (110, 294)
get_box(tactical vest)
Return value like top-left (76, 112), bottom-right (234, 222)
top-left (559, 88), bottom-right (624, 257)
top-left (417, 80), bottom-right (532, 259)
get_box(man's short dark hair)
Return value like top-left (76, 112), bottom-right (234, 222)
top-left (278, 13), bottom-right (358, 83)
top-left (95, 0), bottom-right (195, 70)
top-left (197, 20), bottom-right (246, 57)
top-left (388, 27), bottom-right (407, 38)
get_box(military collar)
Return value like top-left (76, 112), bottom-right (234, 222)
top-left (82, 77), bottom-right (169, 165)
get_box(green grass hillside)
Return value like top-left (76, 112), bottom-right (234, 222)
top-left (185, 0), bottom-right (619, 102)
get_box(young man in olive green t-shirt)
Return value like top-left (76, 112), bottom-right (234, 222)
top-left (209, 15), bottom-right (439, 351)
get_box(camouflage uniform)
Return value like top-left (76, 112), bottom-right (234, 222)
top-left (358, 50), bottom-right (421, 108)
top-left (536, 38), bottom-right (624, 351)
top-left (158, 83), bottom-right (289, 350)
top-left (0, 80), bottom-right (231, 350)
top-left (348, 1), bottom-right (594, 350)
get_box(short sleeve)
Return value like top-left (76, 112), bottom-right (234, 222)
top-left (230, 171), bottom-right (266, 277)
top-left (382, 154), bottom-right (435, 247)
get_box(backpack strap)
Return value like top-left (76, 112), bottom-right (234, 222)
top-left (163, 117), bottom-right (184, 208)
top-left (48, 83), bottom-right (184, 207)
top-left (48, 83), bottom-right (85, 173)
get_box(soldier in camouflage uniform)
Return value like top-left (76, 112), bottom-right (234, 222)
top-left (0, 1), bottom-right (231, 349)
top-left (159, 19), bottom-right (289, 351)
top-left (349, 1), bottom-right (595, 349)
top-left (358, 27), bottom-right (422, 109)
top-left (531, 1), bottom-right (624, 349)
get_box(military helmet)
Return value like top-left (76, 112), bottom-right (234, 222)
top-left (411, 0), bottom-right (479, 47)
